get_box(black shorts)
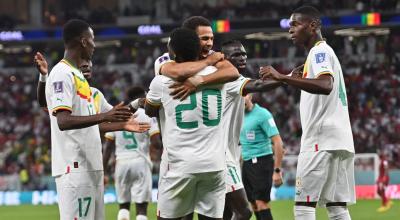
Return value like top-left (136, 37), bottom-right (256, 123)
top-left (242, 154), bottom-right (273, 203)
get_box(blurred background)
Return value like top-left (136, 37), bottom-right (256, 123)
top-left (0, 0), bottom-right (399, 214)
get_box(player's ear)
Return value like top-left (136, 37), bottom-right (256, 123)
top-left (80, 37), bottom-right (87, 48)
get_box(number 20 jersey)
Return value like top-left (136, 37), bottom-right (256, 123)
top-left (146, 66), bottom-right (227, 174)
top-left (300, 41), bottom-right (354, 153)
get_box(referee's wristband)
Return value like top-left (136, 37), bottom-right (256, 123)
top-left (39, 74), bottom-right (48, 82)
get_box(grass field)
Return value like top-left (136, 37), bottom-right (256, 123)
top-left (0, 200), bottom-right (398, 220)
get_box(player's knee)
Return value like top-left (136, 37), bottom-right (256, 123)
top-left (136, 214), bottom-right (148, 220)
top-left (255, 200), bottom-right (270, 210)
top-left (326, 206), bottom-right (351, 220)
top-left (294, 205), bottom-right (316, 220)
top-left (117, 208), bottom-right (130, 220)
top-left (235, 207), bottom-right (252, 220)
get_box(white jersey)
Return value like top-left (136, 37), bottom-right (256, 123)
top-left (45, 59), bottom-right (103, 176)
top-left (223, 75), bottom-right (250, 166)
top-left (147, 66), bottom-right (227, 173)
top-left (105, 108), bottom-right (160, 161)
top-left (91, 87), bottom-right (113, 114)
top-left (154, 50), bottom-right (215, 76)
top-left (300, 41), bottom-right (354, 153)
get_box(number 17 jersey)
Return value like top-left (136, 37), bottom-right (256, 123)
top-left (146, 66), bottom-right (227, 174)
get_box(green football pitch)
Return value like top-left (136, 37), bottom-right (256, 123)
top-left (0, 200), bottom-right (398, 220)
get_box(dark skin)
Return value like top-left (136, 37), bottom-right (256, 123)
top-left (161, 25), bottom-right (239, 101)
top-left (48, 28), bottom-right (149, 133)
top-left (259, 13), bottom-right (333, 95)
top-left (260, 13), bottom-right (342, 210)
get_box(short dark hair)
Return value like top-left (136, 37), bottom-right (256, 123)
top-left (293, 5), bottom-right (321, 22)
top-left (63, 19), bottom-right (90, 45)
top-left (182, 16), bottom-right (211, 31)
top-left (169, 28), bottom-right (200, 62)
top-left (126, 86), bottom-right (146, 101)
top-left (221, 40), bottom-right (242, 52)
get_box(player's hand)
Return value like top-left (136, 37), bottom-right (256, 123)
top-left (103, 102), bottom-right (133, 122)
top-left (289, 64), bottom-right (304, 78)
top-left (169, 79), bottom-right (196, 101)
top-left (273, 172), bottom-right (283, 188)
top-left (34, 52), bottom-right (48, 75)
top-left (205, 52), bottom-right (225, 65)
top-left (259, 66), bottom-right (285, 81)
top-left (123, 116), bottom-right (151, 133)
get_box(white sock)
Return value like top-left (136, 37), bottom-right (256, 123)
top-left (294, 205), bottom-right (316, 220)
top-left (327, 206), bottom-right (351, 220)
top-left (117, 209), bottom-right (130, 220)
top-left (136, 214), bottom-right (147, 220)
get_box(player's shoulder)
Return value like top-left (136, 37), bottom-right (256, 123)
top-left (197, 65), bottom-right (218, 76)
top-left (155, 53), bottom-right (171, 64)
top-left (311, 41), bottom-right (335, 55)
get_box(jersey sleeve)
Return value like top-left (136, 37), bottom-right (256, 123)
top-left (149, 117), bottom-right (160, 137)
top-left (154, 53), bottom-right (173, 75)
top-left (48, 69), bottom-right (74, 115)
top-left (99, 91), bottom-right (113, 113)
top-left (310, 47), bottom-right (334, 78)
top-left (104, 132), bottom-right (115, 140)
top-left (146, 76), bottom-right (163, 106)
top-left (260, 112), bottom-right (279, 138)
top-left (225, 75), bottom-right (250, 97)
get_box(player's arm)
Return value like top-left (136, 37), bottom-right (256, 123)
top-left (259, 65), bottom-right (333, 95)
top-left (144, 100), bottom-right (160, 118)
top-left (150, 132), bottom-right (162, 150)
top-left (55, 102), bottom-right (133, 131)
top-left (34, 52), bottom-right (49, 107)
top-left (103, 135), bottom-right (116, 172)
top-left (145, 76), bottom-right (163, 117)
top-left (169, 60), bottom-right (240, 100)
top-left (99, 117), bottom-right (151, 133)
top-left (242, 79), bottom-right (283, 95)
top-left (160, 52), bottom-right (224, 81)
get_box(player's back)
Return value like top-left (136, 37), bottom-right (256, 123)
top-left (106, 108), bottom-right (155, 162)
top-left (148, 66), bottom-right (226, 174)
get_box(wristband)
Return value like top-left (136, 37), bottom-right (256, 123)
top-left (187, 75), bottom-right (204, 87)
top-left (39, 74), bottom-right (48, 82)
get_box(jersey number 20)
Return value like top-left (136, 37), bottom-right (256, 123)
top-left (175, 89), bottom-right (222, 129)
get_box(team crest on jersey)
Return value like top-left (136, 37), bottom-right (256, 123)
top-left (315, 53), bottom-right (326, 63)
top-left (72, 72), bottom-right (92, 102)
top-left (53, 81), bottom-right (63, 93)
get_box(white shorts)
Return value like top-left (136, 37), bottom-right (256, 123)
top-left (295, 150), bottom-right (356, 207)
top-left (55, 171), bottom-right (104, 220)
top-left (115, 157), bottom-right (152, 204)
top-left (157, 170), bottom-right (226, 218)
top-left (226, 163), bottom-right (244, 193)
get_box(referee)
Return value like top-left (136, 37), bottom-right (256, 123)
top-left (240, 94), bottom-right (284, 220)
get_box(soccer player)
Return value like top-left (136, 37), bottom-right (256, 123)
top-left (45, 19), bottom-right (149, 220)
top-left (376, 151), bottom-right (392, 212)
top-left (219, 40), bottom-right (287, 220)
top-left (103, 87), bottom-right (162, 220)
top-left (239, 93), bottom-right (284, 220)
top-left (35, 52), bottom-right (112, 114)
top-left (259, 6), bottom-right (356, 220)
top-left (146, 28), bottom-right (239, 219)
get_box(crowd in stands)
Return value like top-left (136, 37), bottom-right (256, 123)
top-left (1, 0), bottom-right (400, 29)
top-left (0, 33), bottom-right (399, 190)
